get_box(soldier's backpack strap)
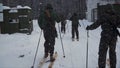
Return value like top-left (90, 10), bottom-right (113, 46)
top-left (45, 9), bottom-right (51, 18)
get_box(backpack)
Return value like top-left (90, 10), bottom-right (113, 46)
top-left (104, 15), bottom-right (120, 37)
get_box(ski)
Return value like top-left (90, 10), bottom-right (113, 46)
top-left (38, 57), bottom-right (47, 68)
top-left (48, 52), bottom-right (58, 68)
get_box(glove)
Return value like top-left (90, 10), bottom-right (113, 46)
top-left (55, 29), bottom-right (58, 38)
top-left (40, 27), bottom-right (43, 30)
top-left (86, 26), bottom-right (90, 30)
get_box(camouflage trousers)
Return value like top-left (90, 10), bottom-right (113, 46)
top-left (43, 29), bottom-right (56, 57)
top-left (72, 26), bottom-right (79, 39)
top-left (61, 25), bottom-right (66, 33)
top-left (98, 36), bottom-right (117, 68)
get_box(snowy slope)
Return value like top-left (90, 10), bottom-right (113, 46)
top-left (0, 20), bottom-right (120, 68)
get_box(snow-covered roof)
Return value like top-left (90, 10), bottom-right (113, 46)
top-left (3, 6), bottom-right (10, 9)
top-left (23, 6), bottom-right (31, 9)
top-left (16, 5), bottom-right (23, 9)
top-left (17, 5), bottom-right (31, 9)
top-left (3, 5), bottom-right (31, 10)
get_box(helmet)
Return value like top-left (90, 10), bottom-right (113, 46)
top-left (105, 4), bottom-right (115, 15)
top-left (46, 3), bottom-right (53, 9)
top-left (73, 12), bottom-right (77, 16)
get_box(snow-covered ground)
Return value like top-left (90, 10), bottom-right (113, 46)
top-left (0, 20), bottom-right (120, 68)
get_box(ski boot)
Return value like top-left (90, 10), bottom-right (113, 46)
top-left (50, 56), bottom-right (55, 62)
top-left (77, 38), bottom-right (79, 41)
top-left (72, 38), bottom-right (74, 41)
top-left (44, 53), bottom-right (48, 58)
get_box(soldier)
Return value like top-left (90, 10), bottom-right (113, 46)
top-left (60, 14), bottom-right (66, 33)
top-left (86, 5), bottom-right (120, 68)
top-left (38, 3), bottom-right (60, 62)
top-left (61, 20), bottom-right (66, 33)
top-left (70, 13), bottom-right (80, 41)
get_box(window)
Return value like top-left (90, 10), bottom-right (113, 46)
top-left (9, 18), bottom-right (19, 23)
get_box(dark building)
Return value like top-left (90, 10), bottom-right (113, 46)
top-left (2, 0), bottom-right (87, 19)
top-left (1, 7), bottom-right (33, 34)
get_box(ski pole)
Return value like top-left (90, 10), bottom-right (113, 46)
top-left (86, 30), bottom-right (89, 68)
top-left (31, 30), bottom-right (42, 68)
top-left (58, 23), bottom-right (66, 58)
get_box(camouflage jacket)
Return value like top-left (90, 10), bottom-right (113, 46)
top-left (87, 14), bottom-right (120, 37)
top-left (70, 15), bottom-right (79, 26)
top-left (38, 9), bottom-right (60, 30)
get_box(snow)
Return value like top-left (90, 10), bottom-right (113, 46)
top-left (3, 6), bottom-right (10, 9)
top-left (17, 5), bottom-right (31, 9)
top-left (23, 6), bottom-right (31, 9)
top-left (2, 5), bottom-right (31, 10)
top-left (0, 20), bottom-right (120, 68)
